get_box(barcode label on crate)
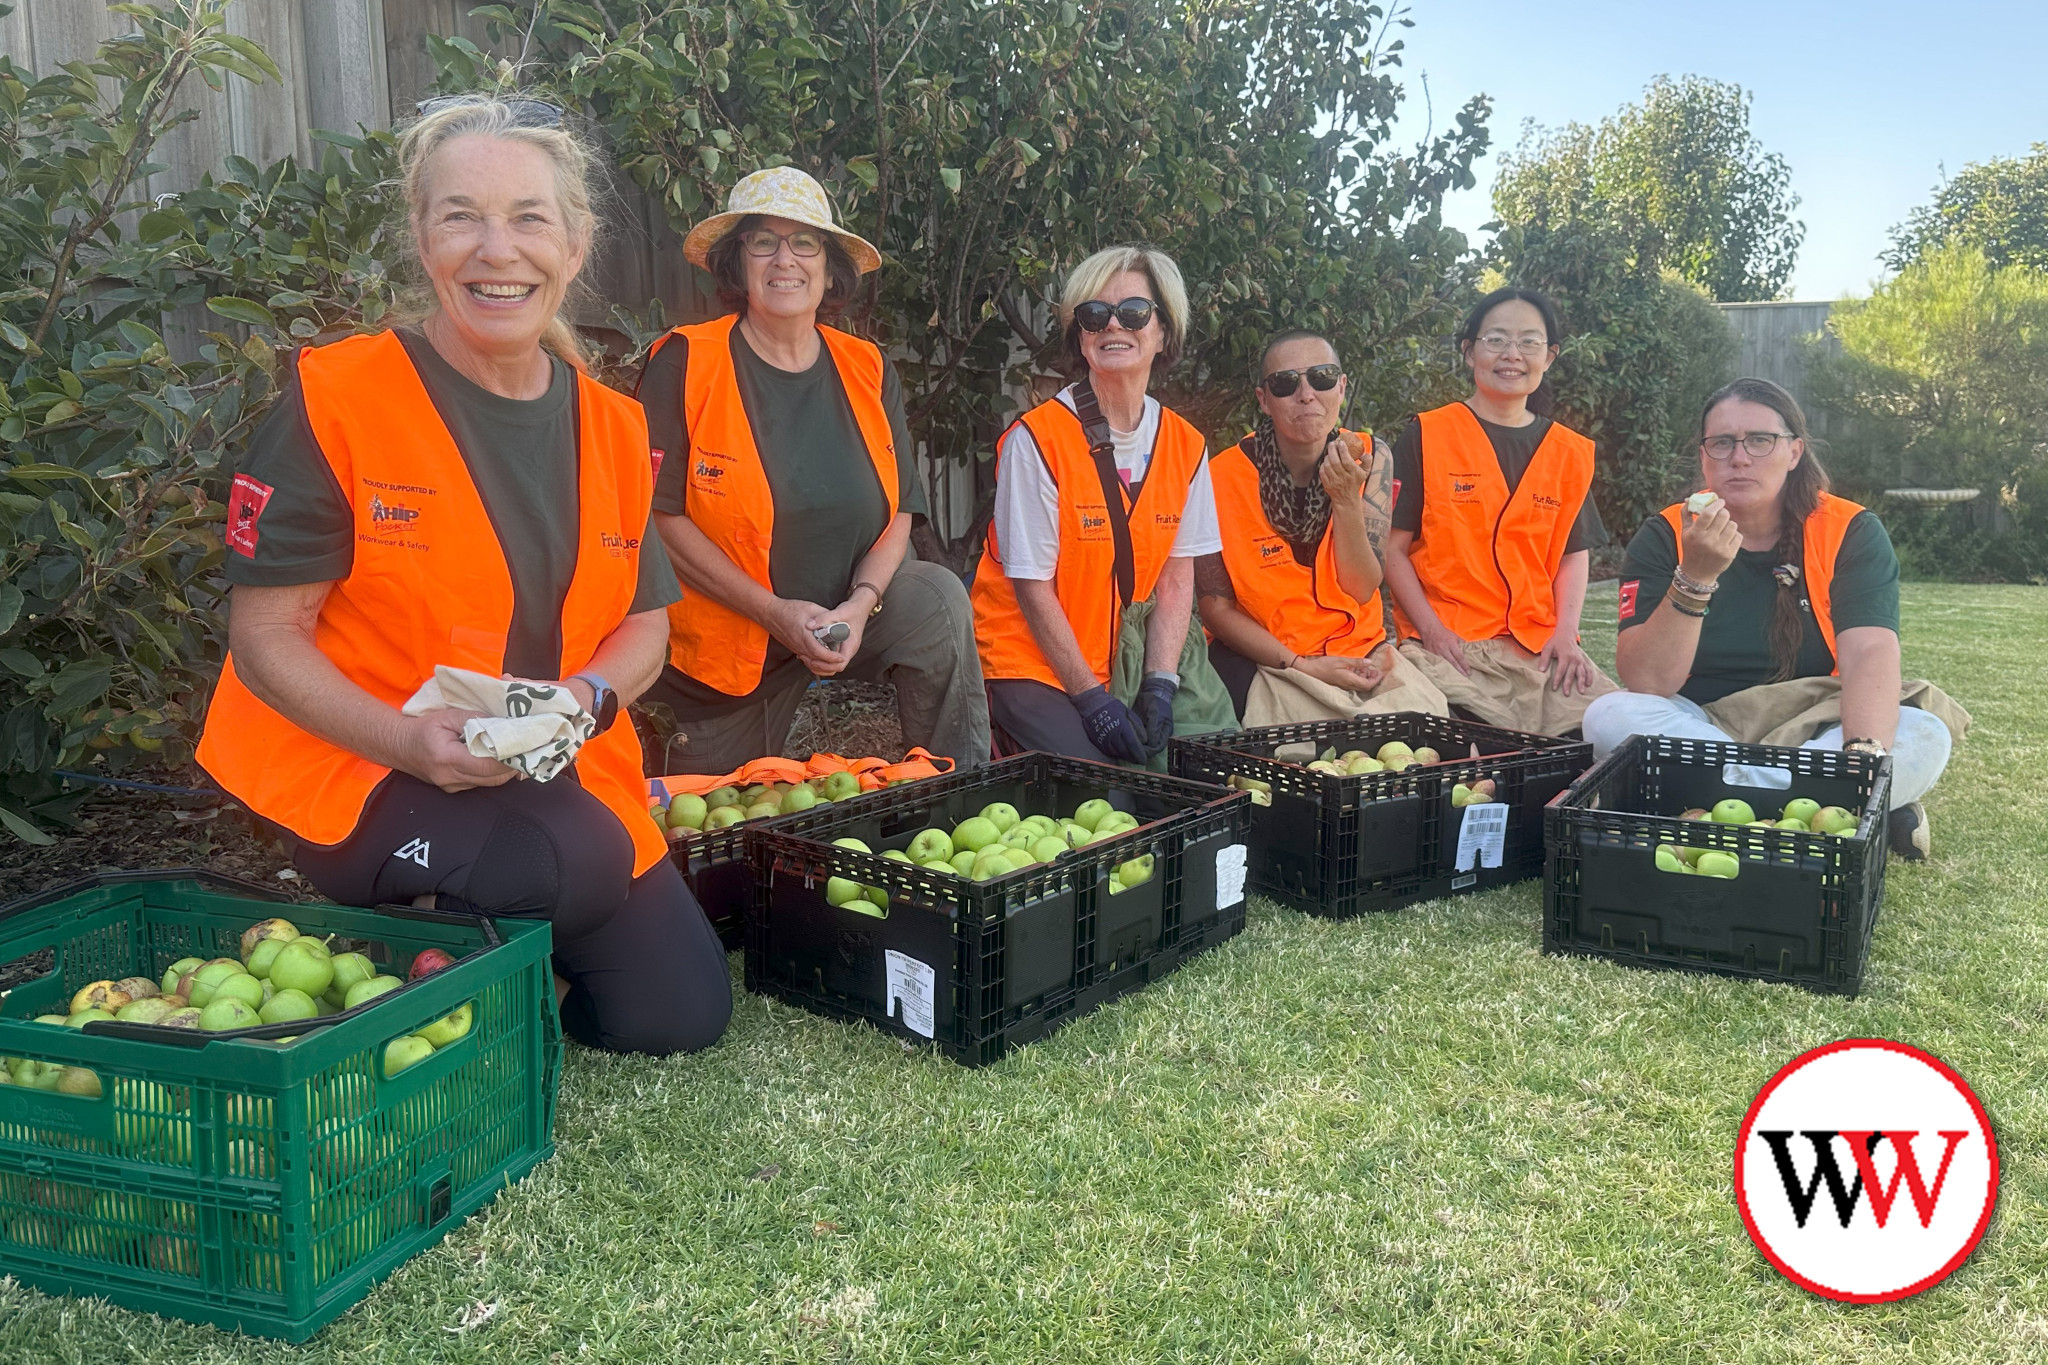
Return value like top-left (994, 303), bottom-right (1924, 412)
top-left (1215, 842), bottom-right (1249, 910)
top-left (884, 949), bottom-right (936, 1039)
top-left (1454, 801), bottom-right (1509, 872)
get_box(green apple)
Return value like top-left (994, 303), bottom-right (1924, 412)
top-left (1072, 798), bottom-right (1113, 831)
top-left (383, 1035), bottom-right (434, 1078)
top-left (1678, 846), bottom-right (1708, 867)
top-left (1450, 783), bottom-right (1474, 808)
top-left (951, 849), bottom-right (979, 875)
top-left (65, 1008), bottom-right (115, 1028)
top-left (1107, 875), bottom-right (1127, 895)
top-left (246, 937), bottom-right (290, 980)
top-left (1782, 797), bottom-right (1821, 825)
top-left (779, 784), bottom-right (820, 814)
top-left (418, 1001), bottom-right (474, 1048)
top-left (55, 1066), bottom-right (102, 1098)
top-left (1775, 817), bottom-right (1809, 830)
top-left (881, 849), bottom-right (912, 863)
top-left (258, 988), bottom-right (319, 1025)
top-left (212, 972), bottom-right (265, 1011)
top-left (704, 805), bottom-right (746, 830)
top-left (825, 876), bottom-right (869, 907)
top-left (1710, 798), bottom-right (1756, 825)
top-left (979, 801), bottom-right (1020, 834)
top-left (744, 801), bottom-right (782, 821)
top-left (832, 836), bottom-right (872, 853)
top-left (114, 997), bottom-right (176, 1025)
top-left (1655, 845), bottom-right (1691, 874)
top-left (198, 997), bottom-right (260, 1031)
top-left (160, 957), bottom-right (204, 996)
top-left (921, 859), bottom-right (959, 875)
top-left (1696, 850), bottom-right (1741, 879)
top-left (186, 959), bottom-right (248, 1009)
top-left (999, 824), bottom-right (1038, 850)
top-left (704, 785), bottom-right (741, 810)
top-left (1030, 835), bottom-right (1069, 863)
top-left (971, 847), bottom-right (1015, 881)
top-left (820, 770), bottom-right (863, 801)
top-left (10, 1057), bottom-right (63, 1089)
top-left (1114, 853), bottom-right (1155, 888)
top-left (952, 815), bottom-right (1000, 852)
top-left (1096, 811), bottom-right (1140, 835)
top-left (907, 828), bottom-right (954, 863)
top-left (1021, 815), bottom-right (1060, 838)
top-left (1062, 822), bottom-right (1096, 848)
top-left (328, 952), bottom-right (376, 1002)
top-left (111, 1078), bottom-right (170, 1152)
top-left (343, 976), bottom-right (401, 1010)
top-left (1812, 805), bottom-right (1858, 835)
top-left (667, 793), bottom-right (709, 830)
top-left (32, 1013), bottom-right (68, 1025)
top-left (1375, 741), bottom-right (1414, 763)
top-left (239, 917), bottom-right (300, 962)
top-left (270, 939), bottom-right (335, 998)
top-left (863, 885), bottom-right (890, 910)
top-left (1346, 754), bottom-right (1386, 775)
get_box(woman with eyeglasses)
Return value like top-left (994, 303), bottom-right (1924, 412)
top-left (1195, 328), bottom-right (1448, 724)
top-left (198, 96), bottom-right (731, 1056)
top-left (972, 244), bottom-right (1225, 764)
top-left (1583, 378), bottom-right (1967, 860)
top-left (1380, 286), bottom-right (1617, 736)
top-left (637, 168), bottom-right (987, 777)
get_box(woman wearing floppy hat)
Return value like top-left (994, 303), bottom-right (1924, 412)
top-left (638, 167), bottom-right (988, 774)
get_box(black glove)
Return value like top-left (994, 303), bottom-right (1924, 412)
top-left (1072, 686), bottom-right (1150, 765)
top-left (1132, 670), bottom-right (1180, 756)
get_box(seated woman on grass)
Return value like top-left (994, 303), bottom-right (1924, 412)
top-left (1582, 378), bottom-right (1969, 860)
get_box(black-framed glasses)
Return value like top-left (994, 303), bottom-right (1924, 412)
top-left (1702, 431), bottom-right (1793, 460)
top-left (415, 95), bottom-right (565, 128)
top-left (740, 227), bottom-right (826, 258)
top-left (1262, 364), bottom-right (1343, 398)
top-left (1073, 296), bottom-right (1156, 333)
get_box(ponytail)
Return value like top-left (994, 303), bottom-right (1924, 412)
top-left (1699, 378), bottom-right (1831, 681)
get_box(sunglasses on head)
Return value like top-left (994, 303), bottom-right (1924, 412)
top-left (1261, 364), bottom-right (1343, 397)
top-left (415, 95), bottom-right (565, 128)
top-left (1073, 297), bottom-right (1156, 333)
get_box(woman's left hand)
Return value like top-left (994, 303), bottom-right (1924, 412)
top-left (1537, 637), bottom-right (1600, 696)
top-left (802, 599), bottom-right (870, 676)
top-left (1318, 433), bottom-right (1370, 503)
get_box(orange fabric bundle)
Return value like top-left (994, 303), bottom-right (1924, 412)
top-left (647, 748), bottom-right (952, 804)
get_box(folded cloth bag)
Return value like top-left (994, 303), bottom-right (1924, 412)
top-left (400, 665), bottom-right (595, 782)
top-left (1111, 596), bottom-right (1240, 772)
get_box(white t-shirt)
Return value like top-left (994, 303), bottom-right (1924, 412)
top-left (990, 386), bottom-right (1222, 581)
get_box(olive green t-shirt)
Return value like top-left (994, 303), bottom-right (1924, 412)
top-left (638, 323), bottom-right (926, 707)
top-left (223, 329), bottom-right (680, 681)
top-left (1615, 509), bottom-right (1901, 704)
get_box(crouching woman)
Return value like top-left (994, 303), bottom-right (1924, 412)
top-left (1582, 378), bottom-right (1969, 860)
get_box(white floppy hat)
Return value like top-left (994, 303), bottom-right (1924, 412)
top-left (682, 166), bottom-right (882, 275)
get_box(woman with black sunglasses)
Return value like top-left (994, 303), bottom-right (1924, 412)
top-left (1584, 378), bottom-right (1967, 860)
top-left (1380, 286), bottom-right (1618, 737)
top-left (971, 245), bottom-right (1228, 764)
top-left (1196, 329), bottom-right (1448, 724)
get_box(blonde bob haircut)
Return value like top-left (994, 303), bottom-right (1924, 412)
top-left (1057, 243), bottom-right (1190, 377)
top-left (392, 96), bottom-right (603, 372)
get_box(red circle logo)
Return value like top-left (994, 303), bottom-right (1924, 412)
top-left (1735, 1039), bottom-right (1998, 1302)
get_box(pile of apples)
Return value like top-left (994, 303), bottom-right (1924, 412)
top-left (1304, 740), bottom-right (1444, 777)
top-left (1655, 795), bottom-right (1861, 879)
top-left (0, 918), bottom-right (472, 1090)
top-left (823, 797), bottom-right (1154, 915)
top-left (653, 767), bottom-right (871, 839)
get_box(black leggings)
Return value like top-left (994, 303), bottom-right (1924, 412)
top-left (291, 773), bottom-right (732, 1057)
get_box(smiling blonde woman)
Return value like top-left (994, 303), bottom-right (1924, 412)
top-left (198, 96), bottom-right (731, 1057)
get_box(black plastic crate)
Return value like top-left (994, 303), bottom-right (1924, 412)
top-left (664, 821), bottom-right (750, 952)
top-left (1543, 735), bottom-right (1892, 994)
top-left (743, 753), bottom-right (1251, 1065)
top-left (1171, 714), bottom-right (1591, 917)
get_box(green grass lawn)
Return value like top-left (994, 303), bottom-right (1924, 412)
top-left (5, 584), bottom-right (2045, 1364)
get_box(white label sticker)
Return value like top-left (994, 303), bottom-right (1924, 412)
top-left (883, 949), bottom-right (936, 1039)
top-left (1454, 801), bottom-right (1509, 872)
top-left (1215, 842), bottom-right (1249, 910)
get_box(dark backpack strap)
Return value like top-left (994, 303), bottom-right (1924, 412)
top-left (1070, 378), bottom-right (1136, 609)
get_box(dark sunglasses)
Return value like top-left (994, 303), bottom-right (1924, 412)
top-left (1073, 297), bottom-right (1157, 333)
top-left (1261, 364), bottom-right (1343, 398)
top-left (415, 95), bottom-right (565, 128)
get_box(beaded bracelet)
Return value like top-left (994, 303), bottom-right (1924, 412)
top-left (1672, 567), bottom-right (1720, 598)
top-left (1665, 590), bottom-right (1708, 619)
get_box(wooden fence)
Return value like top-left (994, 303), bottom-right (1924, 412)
top-left (1716, 300), bottom-right (1840, 435)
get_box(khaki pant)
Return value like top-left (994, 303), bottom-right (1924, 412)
top-left (1242, 643), bottom-right (1449, 727)
top-left (1396, 635), bottom-right (1618, 737)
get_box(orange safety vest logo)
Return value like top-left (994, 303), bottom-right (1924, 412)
top-left (198, 330), bottom-right (667, 876)
top-left (1393, 402), bottom-right (1594, 653)
top-left (652, 316), bottom-right (898, 696)
top-left (1208, 436), bottom-right (1387, 660)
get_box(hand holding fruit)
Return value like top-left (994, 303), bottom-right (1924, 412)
top-left (806, 598), bottom-right (871, 670)
top-left (1679, 493), bottom-right (1742, 583)
top-left (1317, 433), bottom-right (1370, 503)
top-left (765, 597), bottom-right (851, 675)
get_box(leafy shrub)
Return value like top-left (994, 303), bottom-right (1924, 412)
top-left (0, 1), bottom-right (398, 838)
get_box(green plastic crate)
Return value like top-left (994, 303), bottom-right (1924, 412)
top-left (0, 869), bottom-right (559, 1342)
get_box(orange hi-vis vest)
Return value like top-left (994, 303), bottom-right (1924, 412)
top-left (972, 395), bottom-right (1207, 688)
top-left (1659, 490), bottom-right (1866, 673)
top-left (1210, 435), bottom-right (1387, 658)
top-left (1392, 401), bottom-right (1595, 652)
top-left (197, 331), bottom-right (667, 876)
top-left (651, 315), bottom-right (898, 696)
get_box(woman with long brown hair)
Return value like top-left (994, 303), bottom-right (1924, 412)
top-left (1584, 378), bottom-right (1968, 860)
